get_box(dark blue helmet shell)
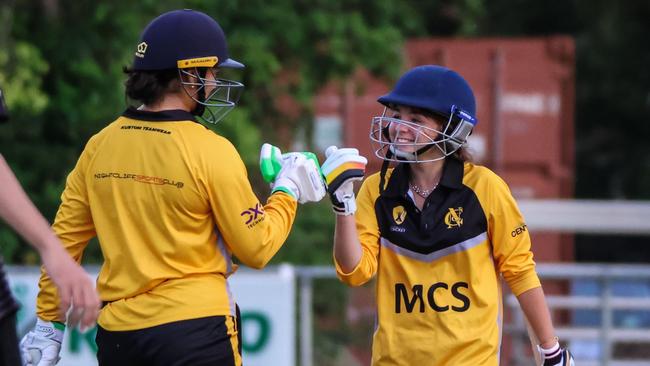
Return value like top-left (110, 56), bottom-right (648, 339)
top-left (378, 65), bottom-right (476, 122)
top-left (132, 9), bottom-right (243, 71)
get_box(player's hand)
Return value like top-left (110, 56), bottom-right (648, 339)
top-left (321, 146), bottom-right (367, 215)
top-left (259, 143), bottom-right (326, 203)
top-left (20, 319), bottom-right (64, 366)
top-left (259, 143), bottom-right (283, 184)
top-left (274, 152), bottom-right (326, 203)
top-left (39, 240), bottom-right (100, 330)
top-left (539, 341), bottom-right (575, 366)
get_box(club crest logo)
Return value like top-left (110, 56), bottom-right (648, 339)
top-left (444, 207), bottom-right (463, 228)
top-left (135, 42), bottom-right (148, 58)
top-left (392, 205), bottom-right (407, 225)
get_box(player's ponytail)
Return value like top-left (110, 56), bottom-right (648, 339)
top-left (454, 146), bottom-right (473, 162)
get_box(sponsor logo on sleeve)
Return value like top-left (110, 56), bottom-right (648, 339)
top-left (511, 223), bottom-right (528, 237)
top-left (241, 203), bottom-right (265, 229)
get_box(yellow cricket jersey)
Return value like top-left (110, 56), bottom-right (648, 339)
top-left (335, 158), bottom-right (541, 366)
top-left (37, 108), bottom-right (297, 331)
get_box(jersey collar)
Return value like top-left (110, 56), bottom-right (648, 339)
top-left (438, 157), bottom-right (464, 189)
top-left (122, 107), bottom-right (198, 122)
top-left (383, 157), bottom-right (464, 198)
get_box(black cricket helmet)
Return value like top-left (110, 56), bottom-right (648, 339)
top-left (370, 65), bottom-right (478, 162)
top-left (133, 9), bottom-right (244, 123)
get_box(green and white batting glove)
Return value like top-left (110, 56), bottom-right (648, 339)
top-left (259, 143), bottom-right (327, 203)
top-left (321, 146), bottom-right (367, 215)
top-left (20, 318), bottom-right (64, 366)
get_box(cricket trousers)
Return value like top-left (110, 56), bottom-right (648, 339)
top-left (0, 313), bottom-right (21, 366)
top-left (96, 307), bottom-right (242, 366)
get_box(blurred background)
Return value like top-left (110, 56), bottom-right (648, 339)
top-left (1, 1), bottom-right (649, 365)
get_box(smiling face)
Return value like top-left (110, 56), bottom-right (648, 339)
top-left (386, 105), bottom-right (446, 157)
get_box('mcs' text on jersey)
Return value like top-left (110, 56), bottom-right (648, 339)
top-left (395, 282), bottom-right (470, 313)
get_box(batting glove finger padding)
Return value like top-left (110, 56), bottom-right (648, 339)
top-left (260, 143), bottom-right (327, 203)
top-left (321, 146), bottom-right (367, 215)
top-left (259, 143), bottom-right (283, 184)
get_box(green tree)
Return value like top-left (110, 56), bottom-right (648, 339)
top-left (1, 1), bottom-right (51, 261)
top-left (0, 0), bottom-right (433, 263)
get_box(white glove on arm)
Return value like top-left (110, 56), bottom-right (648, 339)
top-left (539, 340), bottom-right (575, 366)
top-left (321, 146), bottom-right (367, 215)
top-left (259, 143), bottom-right (326, 203)
top-left (20, 318), bottom-right (64, 366)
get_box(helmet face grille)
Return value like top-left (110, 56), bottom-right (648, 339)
top-left (179, 68), bottom-right (244, 124)
top-left (371, 66), bottom-right (478, 163)
top-left (369, 106), bottom-right (475, 163)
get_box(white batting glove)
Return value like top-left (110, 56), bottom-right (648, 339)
top-left (321, 146), bottom-right (367, 215)
top-left (273, 153), bottom-right (326, 203)
top-left (539, 341), bottom-right (575, 366)
top-left (20, 318), bottom-right (64, 366)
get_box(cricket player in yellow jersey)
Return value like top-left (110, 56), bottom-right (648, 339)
top-left (19, 9), bottom-right (325, 366)
top-left (321, 65), bottom-right (575, 366)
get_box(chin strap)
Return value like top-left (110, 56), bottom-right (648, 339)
top-left (378, 148), bottom-right (393, 196)
top-left (378, 125), bottom-right (392, 195)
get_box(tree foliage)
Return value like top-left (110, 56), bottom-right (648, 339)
top-left (0, 0), bottom-right (463, 263)
top-left (1, 0), bottom-right (647, 264)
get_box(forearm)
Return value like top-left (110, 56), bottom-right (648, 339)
top-left (226, 192), bottom-right (297, 269)
top-left (517, 286), bottom-right (557, 348)
top-left (0, 155), bottom-right (59, 253)
top-left (333, 215), bottom-right (362, 273)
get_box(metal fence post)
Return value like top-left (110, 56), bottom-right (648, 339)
top-left (601, 277), bottom-right (612, 366)
top-left (300, 274), bottom-right (313, 366)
